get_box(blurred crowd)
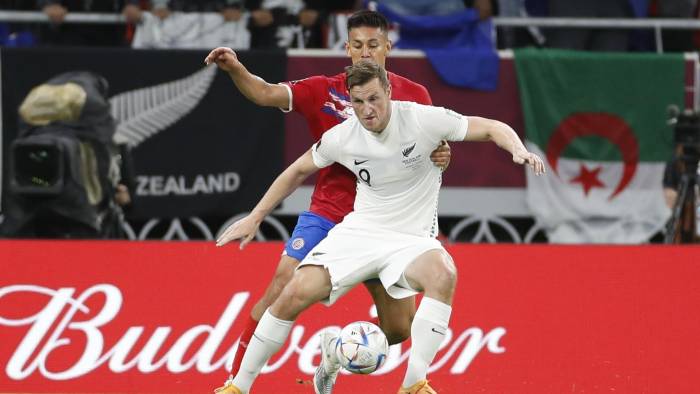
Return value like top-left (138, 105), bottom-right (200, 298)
top-left (0, 0), bottom-right (698, 51)
top-left (1, 0), bottom-right (362, 49)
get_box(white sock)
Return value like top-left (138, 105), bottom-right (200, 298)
top-left (232, 309), bottom-right (292, 393)
top-left (402, 297), bottom-right (452, 388)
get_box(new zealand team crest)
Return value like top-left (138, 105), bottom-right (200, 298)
top-left (401, 141), bottom-right (422, 170)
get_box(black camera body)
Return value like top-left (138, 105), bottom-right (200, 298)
top-left (665, 107), bottom-right (700, 243)
top-left (673, 108), bottom-right (700, 162)
top-left (10, 133), bottom-right (68, 196)
top-left (1, 71), bottom-right (121, 238)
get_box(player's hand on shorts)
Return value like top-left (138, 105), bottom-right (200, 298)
top-left (216, 215), bottom-right (261, 249)
top-left (204, 47), bottom-right (241, 73)
top-left (430, 140), bottom-right (451, 171)
top-left (513, 149), bottom-right (546, 175)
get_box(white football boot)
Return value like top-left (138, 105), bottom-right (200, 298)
top-left (314, 328), bottom-right (342, 394)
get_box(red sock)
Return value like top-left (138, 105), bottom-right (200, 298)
top-left (230, 314), bottom-right (259, 376)
top-left (370, 316), bottom-right (380, 327)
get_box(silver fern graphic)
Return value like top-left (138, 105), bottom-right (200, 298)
top-left (110, 65), bottom-right (217, 147)
top-left (402, 143), bottom-right (416, 157)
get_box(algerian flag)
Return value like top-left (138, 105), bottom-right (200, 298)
top-left (514, 49), bottom-right (684, 243)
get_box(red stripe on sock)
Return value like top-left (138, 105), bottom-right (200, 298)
top-left (230, 314), bottom-right (259, 375)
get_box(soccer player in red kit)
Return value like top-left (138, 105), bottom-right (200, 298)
top-left (205, 10), bottom-right (450, 394)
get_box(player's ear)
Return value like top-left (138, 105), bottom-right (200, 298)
top-left (345, 40), bottom-right (351, 56)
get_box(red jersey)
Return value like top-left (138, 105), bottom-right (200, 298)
top-left (284, 72), bottom-right (432, 223)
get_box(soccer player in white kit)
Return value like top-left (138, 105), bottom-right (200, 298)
top-left (216, 61), bottom-right (545, 394)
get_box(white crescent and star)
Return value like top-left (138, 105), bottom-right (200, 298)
top-left (545, 112), bottom-right (639, 200)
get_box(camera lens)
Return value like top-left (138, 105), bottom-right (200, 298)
top-left (13, 144), bottom-right (61, 188)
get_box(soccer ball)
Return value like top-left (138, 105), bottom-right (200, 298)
top-left (335, 321), bottom-right (389, 374)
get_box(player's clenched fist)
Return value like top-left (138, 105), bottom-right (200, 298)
top-left (204, 47), bottom-right (241, 73)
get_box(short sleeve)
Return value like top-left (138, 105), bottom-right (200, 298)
top-left (281, 76), bottom-right (328, 117)
top-left (415, 84), bottom-right (432, 105)
top-left (311, 126), bottom-right (341, 168)
top-left (415, 104), bottom-right (468, 142)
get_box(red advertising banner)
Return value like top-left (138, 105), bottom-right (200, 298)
top-left (1, 241), bottom-right (699, 393)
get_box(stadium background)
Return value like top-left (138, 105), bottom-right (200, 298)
top-left (4, 49), bottom-right (695, 242)
top-left (2, 2), bottom-right (700, 393)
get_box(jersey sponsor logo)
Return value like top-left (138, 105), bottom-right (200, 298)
top-left (354, 159), bottom-right (369, 165)
top-left (311, 251), bottom-right (326, 257)
top-left (291, 238), bottom-right (305, 250)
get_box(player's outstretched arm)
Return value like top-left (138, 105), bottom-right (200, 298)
top-left (465, 116), bottom-right (546, 176)
top-left (204, 47), bottom-right (289, 109)
top-left (216, 149), bottom-right (320, 248)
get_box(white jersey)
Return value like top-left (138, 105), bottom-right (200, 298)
top-left (312, 101), bottom-right (468, 237)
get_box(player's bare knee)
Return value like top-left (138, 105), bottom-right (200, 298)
top-left (280, 267), bottom-right (330, 315)
top-left (271, 281), bottom-right (307, 320)
top-left (284, 280), bottom-right (310, 306)
top-left (427, 255), bottom-right (457, 295)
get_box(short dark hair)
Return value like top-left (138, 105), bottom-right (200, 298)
top-left (345, 61), bottom-right (389, 91)
top-left (347, 10), bottom-right (389, 34)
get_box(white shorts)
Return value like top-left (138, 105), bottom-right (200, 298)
top-left (298, 225), bottom-right (447, 305)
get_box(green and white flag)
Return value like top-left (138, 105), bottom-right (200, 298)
top-left (514, 49), bottom-right (684, 243)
